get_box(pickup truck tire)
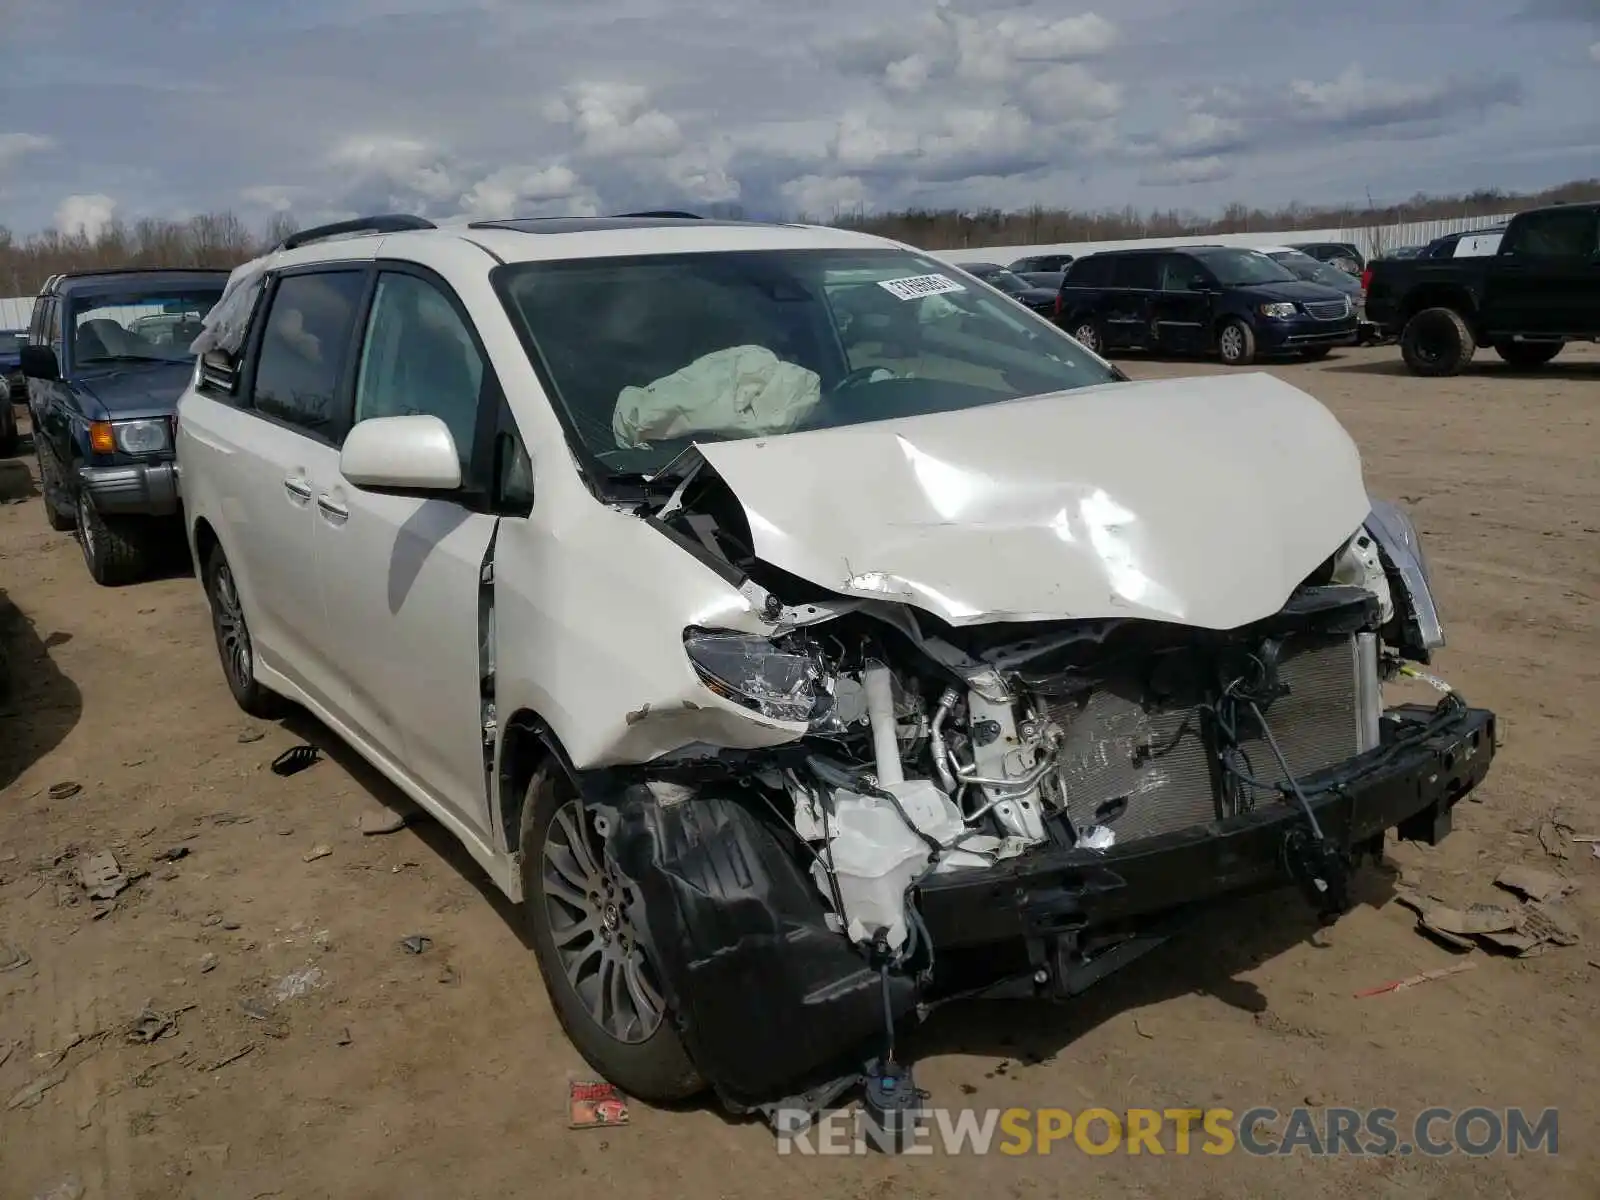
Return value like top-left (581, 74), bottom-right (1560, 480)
top-left (1493, 340), bottom-right (1562, 369)
top-left (520, 764), bottom-right (704, 1104)
top-left (1401, 307), bottom-right (1476, 377)
top-left (35, 443), bottom-right (77, 532)
top-left (1217, 318), bottom-right (1256, 366)
top-left (203, 545), bottom-right (283, 717)
top-left (76, 490), bottom-right (154, 586)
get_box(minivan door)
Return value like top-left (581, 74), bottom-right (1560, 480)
top-left (1150, 254), bottom-right (1214, 354)
top-left (1105, 255), bottom-right (1159, 349)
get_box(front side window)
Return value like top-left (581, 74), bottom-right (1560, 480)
top-left (250, 271), bottom-right (366, 437)
top-left (353, 272), bottom-right (485, 474)
top-left (67, 285), bottom-right (224, 368)
top-left (1502, 210), bottom-right (1598, 259)
top-left (1190, 249), bottom-right (1299, 286)
top-left (495, 248), bottom-right (1117, 476)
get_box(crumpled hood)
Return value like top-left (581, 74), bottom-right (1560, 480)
top-left (74, 361), bottom-right (191, 420)
top-left (693, 371), bottom-right (1370, 629)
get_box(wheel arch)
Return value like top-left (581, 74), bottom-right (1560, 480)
top-left (497, 709), bottom-right (584, 856)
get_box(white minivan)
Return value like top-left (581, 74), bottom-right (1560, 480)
top-left (177, 212), bottom-right (1493, 1119)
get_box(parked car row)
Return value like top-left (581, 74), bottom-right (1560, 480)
top-left (11, 210), bottom-right (1496, 1131)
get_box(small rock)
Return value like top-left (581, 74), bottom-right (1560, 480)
top-left (157, 847), bottom-right (190, 862)
top-left (158, 868), bottom-right (180, 882)
top-left (335, 1028), bottom-right (352, 1046)
top-left (302, 845), bottom-right (332, 863)
top-left (0, 941), bottom-right (31, 973)
top-left (237, 729), bottom-right (265, 744)
top-left (199, 953), bottom-right (219, 974)
top-left (221, 920), bottom-right (241, 931)
top-left (201, 914), bottom-right (222, 927)
top-left (47, 782), bottom-right (82, 801)
top-left (276, 826), bottom-right (295, 837)
top-left (400, 935), bottom-right (432, 955)
top-left (438, 964), bottom-right (459, 985)
top-left (359, 809), bottom-right (409, 836)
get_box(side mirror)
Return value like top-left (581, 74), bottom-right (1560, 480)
top-left (19, 344), bottom-right (59, 380)
top-left (340, 414), bottom-right (462, 494)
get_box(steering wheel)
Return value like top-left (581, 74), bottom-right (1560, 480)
top-left (829, 365), bottom-right (891, 394)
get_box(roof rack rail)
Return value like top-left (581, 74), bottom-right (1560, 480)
top-left (609, 210), bottom-right (702, 219)
top-left (278, 214), bottom-right (436, 252)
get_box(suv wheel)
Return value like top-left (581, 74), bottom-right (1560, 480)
top-left (204, 545), bottom-right (281, 717)
top-left (1493, 340), bottom-right (1561, 370)
top-left (1400, 307), bottom-right (1475, 377)
top-left (1217, 318), bottom-right (1256, 366)
top-left (520, 765), bottom-right (703, 1103)
top-left (76, 490), bottom-right (153, 586)
top-left (1068, 318), bottom-right (1105, 355)
top-left (35, 442), bottom-right (76, 532)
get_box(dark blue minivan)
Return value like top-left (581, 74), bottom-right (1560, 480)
top-left (1055, 246), bottom-right (1358, 365)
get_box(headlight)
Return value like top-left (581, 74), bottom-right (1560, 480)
top-left (1258, 302), bottom-right (1297, 319)
top-left (683, 628), bottom-right (833, 725)
top-left (1365, 499), bottom-right (1444, 653)
top-left (113, 418), bottom-right (170, 455)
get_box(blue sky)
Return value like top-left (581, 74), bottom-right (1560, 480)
top-left (1, 0), bottom-right (1597, 237)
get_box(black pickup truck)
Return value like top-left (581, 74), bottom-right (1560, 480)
top-left (1363, 201), bottom-right (1600, 376)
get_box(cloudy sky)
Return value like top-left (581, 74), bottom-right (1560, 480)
top-left (2, 0), bottom-right (1597, 238)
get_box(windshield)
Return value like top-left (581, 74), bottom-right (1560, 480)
top-left (1268, 251), bottom-right (1350, 288)
top-left (1191, 249), bottom-right (1298, 286)
top-left (495, 248), bottom-right (1117, 475)
top-left (975, 268), bottom-right (1029, 294)
top-left (69, 286), bottom-right (224, 367)
top-left (1, 331), bottom-right (24, 356)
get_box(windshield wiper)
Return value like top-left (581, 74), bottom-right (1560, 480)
top-left (78, 354), bottom-right (182, 367)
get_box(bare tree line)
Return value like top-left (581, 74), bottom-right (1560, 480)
top-left (2, 177), bottom-right (1596, 294)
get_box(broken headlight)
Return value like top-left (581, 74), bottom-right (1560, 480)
top-left (683, 629), bottom-right (834, 725)
top-left (1365, 499), bottom-right (1445, 654)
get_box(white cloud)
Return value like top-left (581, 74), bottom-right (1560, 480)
top-left (1139, 156), bottom-right (1232, 186)
top-left (458, 164), bottom-right (590, 218)
top-left (1589, 40), bottom-right (1599, 61)
top-left (545, 82), bottom-right (684, 158)
top-left (1287, 64), bottom-right (1520, 127)
top-left (55, 193), bottom-right (117, 238)
top-left (1158, 111), bottom-right (1247, 156)
top-left (781, 173), bottom-right (870, 219)
top-left (1021, 64), bottom-right (1123, 121)
top-left (0, 132), bottom-right (52, 172)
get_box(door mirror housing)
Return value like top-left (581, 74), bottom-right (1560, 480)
top-left (19, 344), bottom-right (60, 380)
top-left (340, 415), bottom-right (462, 494)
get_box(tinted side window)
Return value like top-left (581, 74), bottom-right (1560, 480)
top-left (1502, 211), bottom-right (1598, 259)
top-left (1159, 254), bottom-right (1203, 290)
top-left (250, 272), bottom-right (367, 438)
top-left (1112, 255), bottom-right (1159, 290)
top-left (1065, 256), bottom-right (1109, 287)
top-left (352, 272), bottom-right (486, 476)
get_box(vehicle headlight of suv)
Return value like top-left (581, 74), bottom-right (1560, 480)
top-left (1364, 499), bottom-right (1445, 657)
top-left (683, 628), bottom-right (835, 725)
top-left (113, 418), bottom-right (171, 455)
top-left (1258, 302), bottom-right (1297, 319)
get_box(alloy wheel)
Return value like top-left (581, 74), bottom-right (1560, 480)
top-left (1219, 324), bottom-right (1245, 362)
top-left (541, 800), bottom-right (666, 1044)
top-left (1072, 323), bottom-right (1099, 352)
top-left (211, 560), bottom-right (253, 694)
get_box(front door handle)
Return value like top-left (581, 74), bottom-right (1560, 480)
top-left (316, 494), bottom-right (349, 523)
top-left (283, 476), bottom-right (312, 502)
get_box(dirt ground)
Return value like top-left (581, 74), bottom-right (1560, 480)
top-left (1, 344), bottom-right (1597, 1199)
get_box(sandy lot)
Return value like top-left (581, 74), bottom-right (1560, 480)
top-left (1, 344), bottom-right (1597, 1199)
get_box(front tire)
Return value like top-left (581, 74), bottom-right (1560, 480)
top-left (35, 443), bottom-right (75, 531)
top-left (520, 765), bottom-right (703, 1103)
top-left (1493, 340), bottom-right (1561, 369)
top-left (1217, 317), bottom-right (1257, 366)
top-left (203, 545), bottom-right (281, 717)
top-left (1401, 307), bottom-right (1476, 377)
top-left (76, 490), bottom-right (154, 586)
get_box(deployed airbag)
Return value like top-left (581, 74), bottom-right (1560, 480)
top-left (611, 344), bottom-right (822, 449)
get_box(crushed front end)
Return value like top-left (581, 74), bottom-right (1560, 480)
top-left (587, 462), bottom-right (1495, 1119)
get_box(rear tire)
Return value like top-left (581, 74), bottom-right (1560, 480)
top-left (520, 765), bottom-right (703, 1103)
top-left (203, 545), bottom-right (282, 717)
top-left (1493, 340), bottom-right (1561, 369)
top-left (1400, 307), bottom-right (1475, 377)
top-left (76, 490), bottom-right (154, 586)
top-left (1217, 318), bottom-right (1257, 366)
top-left (1067, 317), bottom-right (1106, 356)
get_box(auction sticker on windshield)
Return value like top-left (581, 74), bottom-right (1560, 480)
top-left (877, 273), bottom-right (966, 301)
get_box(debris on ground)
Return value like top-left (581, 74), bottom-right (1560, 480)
top-left (1537, 810), bottom-right (1575, 859)
top-left (210, 812), bottom-right (252, 827)
top-left (0, 940), bottom-right (31, 972)
top-left (400, 935), bottom-right (432, 955)
top-left (302, 844), bottom-right (332, 863)
top-left (438, 964), bottom-right (459, 986)
top-left (359, 808), bottom-right (411, 836)
top-left (273, 967), bottom-right (326, 1003)
top-left (569, 1079), bottom-right (630, 1129)
top-left (30, 1175), bottom-right (84, 1200)
top-left (335, 1028), bottom-right (352, 1046)
top-left (7, 1066), bottom-right (70, 1110)
top-left (238, 999), bottom-right (290, 1039)
top-left (1494, 865), bottom-right (1577, 904)
top-left (126, 1003), bottom-right (190, 1045)
top-left (1355, 960), bottom-right (1477, 998)
top-left (202, 1044), bottom-right (255, 1072)
top-left (199, 953), bottom-right (219, 974)
top-left (155, 846), bottom-right (190, 863)
top-left (77, 850), bottom-right (138, 901)
top-left (46, 782), bottom-right (81, 801)
top-left (271, 744), bottom-right (322, 777)
top-left (237, 728), bottom-right (265, 744)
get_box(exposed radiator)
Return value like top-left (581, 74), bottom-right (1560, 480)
top-left (1041, 634), bottom-right (1378, 844)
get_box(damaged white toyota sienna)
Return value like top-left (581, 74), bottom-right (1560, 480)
top-left (177, 213), bottom-right (1494, 1121)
